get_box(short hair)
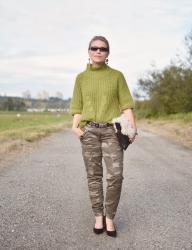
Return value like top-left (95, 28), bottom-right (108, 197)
top-left (88, 36), bottom-right (110, 52)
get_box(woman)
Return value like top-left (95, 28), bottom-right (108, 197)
top-left (70, 36), bottom-right (137, 237)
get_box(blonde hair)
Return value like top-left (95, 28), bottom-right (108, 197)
top-left (88, 36), bottom-right (110, 52)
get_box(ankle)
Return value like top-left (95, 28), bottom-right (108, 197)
top-left (106, 217), bottom-right (113, 222)
top-left (105, 217), bottom-right (115, 230)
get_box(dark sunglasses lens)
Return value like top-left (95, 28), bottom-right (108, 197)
top-left (90, 47), bottom-right (98, 51)
top-left (100, 47), bottom-right (109, 52)
top-left (90, 47), bottom-right (108, 52)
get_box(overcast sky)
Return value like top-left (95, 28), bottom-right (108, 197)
top-left (0, 0), bottom-right (192, 99)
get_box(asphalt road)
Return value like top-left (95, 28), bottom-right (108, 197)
top-left (0, 128), bottom-right (192, 250)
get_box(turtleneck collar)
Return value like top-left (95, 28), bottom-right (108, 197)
top-left (86, 63), bottom-right (109, 71)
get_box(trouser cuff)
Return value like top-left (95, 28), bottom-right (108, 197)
top-left (94, 211), bottom-right (104, 217)
top-left (106, 213), bottom-right (115, 220)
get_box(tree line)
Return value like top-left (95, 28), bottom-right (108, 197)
top-left (135, 30), bottom-right (192, 118)
top-left (0, 96), bottom-right (71, 111)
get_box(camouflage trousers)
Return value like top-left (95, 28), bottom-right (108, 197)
top-left (80, 123), bottom-right (124, 219)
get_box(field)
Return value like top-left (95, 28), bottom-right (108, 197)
top-left (0, 111), bottom-right (72, 142)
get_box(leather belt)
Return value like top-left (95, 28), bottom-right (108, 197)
top-left (87, 121), bottom-right (113, 128)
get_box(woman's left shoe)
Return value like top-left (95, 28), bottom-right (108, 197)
top-left (106, 228), bottom-right (117, 237)
top-left (93, 215), bottom-right (106, 234)
top-left (105, 218), bottom-right (117, 237)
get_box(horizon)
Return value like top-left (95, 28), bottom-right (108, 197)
top-left (1, 0), bottom-right (192, 99)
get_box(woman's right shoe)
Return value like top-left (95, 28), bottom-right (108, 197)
top-left (93, 215), bottom-right (106, 234)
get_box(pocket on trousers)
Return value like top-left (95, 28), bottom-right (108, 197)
top-left (80, 126), bottom-right (88, 141)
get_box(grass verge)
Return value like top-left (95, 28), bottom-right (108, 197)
top-left (0, 111), bottom-right (73, 156)
top-left (137, 113), bottom-right (192, 149)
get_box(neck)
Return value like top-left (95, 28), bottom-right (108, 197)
top-left (92, 62), bottom-right (105, 68)
top-left (87, 62), bottom-right (108, 72)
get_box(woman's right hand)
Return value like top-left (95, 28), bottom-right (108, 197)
top-left (72, 127), bottom-right (84, 139)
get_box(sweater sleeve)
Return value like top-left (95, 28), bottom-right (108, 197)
top-left (117, 72), bottom-right (135, 111)
top-left (69, 74), bottom-right (83, 116)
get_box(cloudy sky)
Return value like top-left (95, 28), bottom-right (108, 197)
top-left (0, 0), bottom-right (192, 99)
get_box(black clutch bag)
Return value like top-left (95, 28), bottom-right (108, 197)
top-left (114, 122), bottom-right (131, 150)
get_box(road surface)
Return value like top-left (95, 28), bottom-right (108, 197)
top-left (0, 129), bottom-right (192, 250)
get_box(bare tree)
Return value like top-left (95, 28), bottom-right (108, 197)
top-left (184, 29), bottom-right (192, 67)
top-left (55, 91), bottom-right (63, 99)
top-left (37, 90), bottom-right (49, 100)
top-left (22, 90), bottom-right (31, 99)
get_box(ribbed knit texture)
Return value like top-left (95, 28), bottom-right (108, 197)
top-left (70, 63), bottom-right (135, 128)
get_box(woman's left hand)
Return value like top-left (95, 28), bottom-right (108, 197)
top-left (122, 108), bottom-right (138, 144)
top-left (129, 131), bottom-right (138, 143)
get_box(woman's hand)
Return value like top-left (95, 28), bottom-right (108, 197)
top-left (71, 114), bottom-right (84, 139)
top-left (129, 130), bottom-right (138, 143)
top-left (72, 127), bottom-right (84, 139)
top-left (122, 108), bottom-right (138, 144)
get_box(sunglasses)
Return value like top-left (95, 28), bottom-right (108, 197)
top-left (90, 47), bottom-right (109, 52)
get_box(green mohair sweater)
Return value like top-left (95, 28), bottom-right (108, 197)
top-left (70, 63), bottom-right (135, 128)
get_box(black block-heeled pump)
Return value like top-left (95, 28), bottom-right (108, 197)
top-left (106, 228), bottom-right (117, 237)
top-left (93, 215), bottom-right (106, 234)
top-left (106, 218), bottom-right (117, 237)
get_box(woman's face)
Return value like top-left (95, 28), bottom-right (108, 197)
top-left (88, 40), bottom-right (109, 65)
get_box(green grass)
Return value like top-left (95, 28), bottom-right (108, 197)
top-left (0, 111), bottom-right (73, 141)
top-left (136, 111), bottom-right (192, 124)
top-left (0, 111), bottom-right (72, 130)
top-left (159, 112), bottom-right (192, 123)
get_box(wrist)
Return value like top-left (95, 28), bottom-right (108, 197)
top-left (134, 130), bottom-right (138, 136)
top-left (132, 127), bottom-right (138, 135)
top-left (72, 126), bottom-right (79, 131)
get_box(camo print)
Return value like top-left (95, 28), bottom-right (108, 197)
top-left (80, 123), bottom-right (124, 219)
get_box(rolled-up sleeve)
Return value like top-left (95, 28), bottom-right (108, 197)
top-left (69, 75), bottom-right (83, 116)
top-left (117, 72), bottom-right (135, 111)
